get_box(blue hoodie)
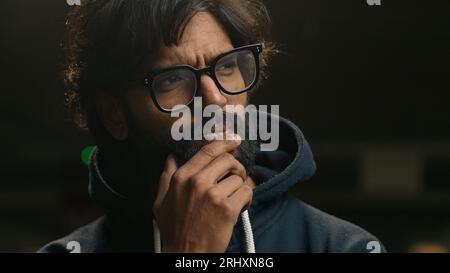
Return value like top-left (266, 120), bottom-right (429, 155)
top-left (38, 115), bottom-right (385, 253)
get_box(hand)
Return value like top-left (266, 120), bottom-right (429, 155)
top-left (152, 135), bottom-right (253, 253)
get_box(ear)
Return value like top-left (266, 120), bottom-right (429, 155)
top-left (97, 92), bottom-right (129, 141)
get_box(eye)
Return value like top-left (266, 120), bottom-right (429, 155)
top-left (219, 61), bottom-right (237, 70)
top-left (163, 74), bottom-right (183, 85)
top-left (216, 57), bottom-right (238, 76)
top-left (155, 71), bottom-right (186, 92)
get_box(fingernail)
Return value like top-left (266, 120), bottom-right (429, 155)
top-left (233, 133), bottom-right (241, 144)
top-left (204, 133), bottom-right (215, 141)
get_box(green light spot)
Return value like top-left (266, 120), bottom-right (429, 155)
top-left (81, 146), bottom-right (94, 166)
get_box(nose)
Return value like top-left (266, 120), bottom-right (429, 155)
top-left (198, 73), bottom-right (227, 108)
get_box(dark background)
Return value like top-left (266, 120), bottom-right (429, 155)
top-left (1, 0), bottom-right (449, 252)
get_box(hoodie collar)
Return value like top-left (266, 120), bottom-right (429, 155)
top-left (251, 114), bottom-right (316, 205)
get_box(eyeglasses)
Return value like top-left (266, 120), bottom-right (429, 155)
top-left (129, 43), bottom-right (263, 113)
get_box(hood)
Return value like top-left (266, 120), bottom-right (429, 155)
top-left (88, 113), bottom-right (316, 210)
top-left (251, 114), bottom-right (316, 205)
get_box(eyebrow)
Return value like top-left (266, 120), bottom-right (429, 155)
top-left (150, 47), bottom-right (233, 72)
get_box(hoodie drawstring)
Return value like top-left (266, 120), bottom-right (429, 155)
top-left (153, 219), bottom-right (162, 253)
top-left (241, 210), bottom-right (256, 253)
top-left (153, 210), bottom-right (255, 253)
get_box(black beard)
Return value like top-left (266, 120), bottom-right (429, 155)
top-left (168, 109), bottom-right (258, 176)
top-left (125, 109), bottom-right (258, 181)
top-left (171, 138), bottom-right (257, 177)
top-left (93, 104), bottom-right (259, 211)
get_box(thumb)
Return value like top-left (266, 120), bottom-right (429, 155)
top-left (153, 154), bottom-right (177, 215)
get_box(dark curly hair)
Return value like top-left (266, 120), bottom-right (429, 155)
top-left (62, 0), bottom-right (277, 143)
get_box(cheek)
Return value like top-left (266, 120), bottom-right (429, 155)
top-left (125, 89), bottom-right (174, 141)
top-left (225, 92), bottom-right (248, 106)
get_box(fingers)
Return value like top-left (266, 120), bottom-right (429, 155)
top-left (154, 134), bottom-right (247, 221)
top-left (153, 154), bottom-right (178, 213)
top-left (211, 175), bottom-right (245, 197)
top-left (195, 153), bottom-right (247, 185)
top-left (177, 134), bottom-right (241, 178)
top-left (227, 184), bottom-right (253, 212)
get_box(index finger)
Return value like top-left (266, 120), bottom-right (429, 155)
top-left (177, 133), bottom-right (241, 177)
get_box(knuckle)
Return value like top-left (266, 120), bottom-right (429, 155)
top-left (206, 188), bottom-right (222, 205)
top-left (237, 162), bottom-right (246, 174)
top-left (242, 185), bottom-right (253, 197)
top-left (233, 162), bottom-right (247, 179)
top-left (231, 174), bottom-right (244, 184)
top-left (200, 145), bottom-right (217, 158)
top-left (242, 184), bottom-right (253, 192)
top-left (222, 201), bottom-right (237, 219)
top-left (189, 174), bottom-right (205, 189)
top-left (220, 152), bottom-right (235, 162)
top-left (171, 170), bottom-right (185, 185)
top-left (221, 154), bottom-right (247, 177)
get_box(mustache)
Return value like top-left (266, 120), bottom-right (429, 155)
top-left (169, 111), bottom-right (258, 173)
top-left (183, 110), bottom-right (253, 140)
top-left (123, 106), bottom-right (258, 177)
top-left (170, 137), bottom-right (258, 176)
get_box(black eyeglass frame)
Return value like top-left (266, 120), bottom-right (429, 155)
top-left (129, 43), bottom-right (263, 113)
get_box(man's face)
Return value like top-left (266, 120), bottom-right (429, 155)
top-left (112, 12), bottom-right (254, 167)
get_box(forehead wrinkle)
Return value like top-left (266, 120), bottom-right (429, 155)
top-left (146, 12), bottom-right (234, 71)
top-left (156, 43), bottom-right (232, 70)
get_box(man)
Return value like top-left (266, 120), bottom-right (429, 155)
top-left (40, 0), bottom-right (384, 253)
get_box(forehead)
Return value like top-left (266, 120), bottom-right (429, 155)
top-left (152, 12), bottom-right (234, 70)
